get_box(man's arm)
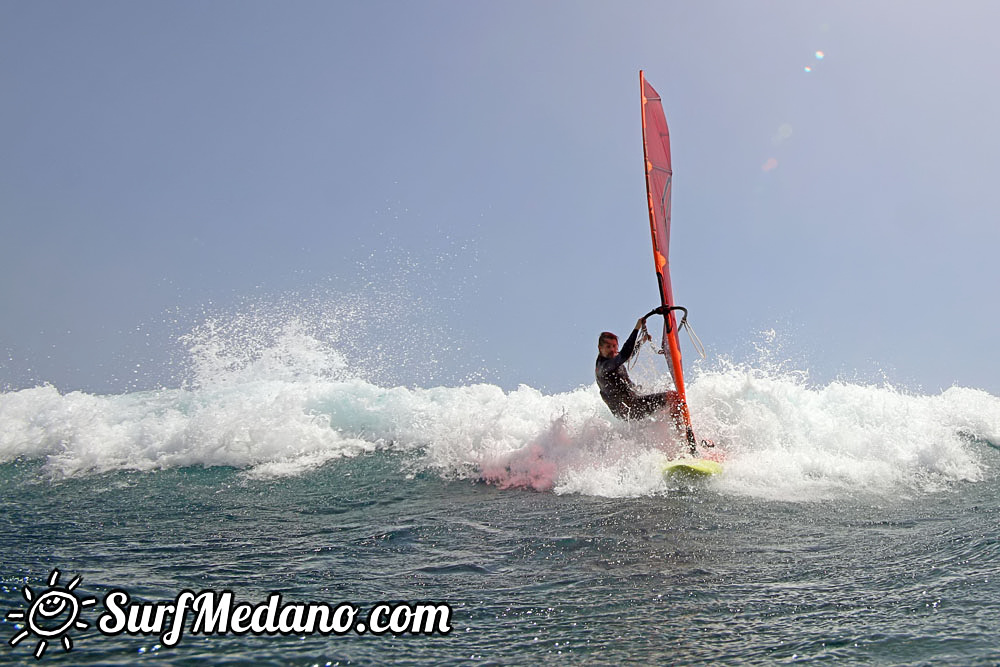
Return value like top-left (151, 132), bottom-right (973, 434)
top-left (616, 324), bottom-right (642, 363)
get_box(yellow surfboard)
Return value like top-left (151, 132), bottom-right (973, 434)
top-left (663, 458), bottom-right (723, 478)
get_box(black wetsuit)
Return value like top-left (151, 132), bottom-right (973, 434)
top-left (595, 328), bottom-right (674, 421)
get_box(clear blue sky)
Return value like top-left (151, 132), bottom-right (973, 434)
top-left (3, 1), bottom-right (999, 395)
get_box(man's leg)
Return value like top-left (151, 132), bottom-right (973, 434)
top-left (632, 392), bottom-right (666, 419)
top-left (634, 391), bottom-right (684, 430)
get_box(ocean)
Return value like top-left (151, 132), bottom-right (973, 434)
top-left (2, 320), bottom-right (999, 665)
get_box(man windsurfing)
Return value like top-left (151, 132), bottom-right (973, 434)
top-left (596, 308), bottom-right (682, 423)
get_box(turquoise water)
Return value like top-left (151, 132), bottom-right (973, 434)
top-left (3, 324), bottom-right (1000, 664)
top-left (3, 451), bottom-right (999, 665)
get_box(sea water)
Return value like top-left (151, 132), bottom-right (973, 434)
top-left (2, 319), bottom-right (1000, 665)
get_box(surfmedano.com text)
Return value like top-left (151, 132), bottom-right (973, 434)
top-left (98, 589), bottom-right (452, 647)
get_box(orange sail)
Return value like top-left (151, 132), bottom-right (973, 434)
top-left (640, 70), bottom-right (696, 448)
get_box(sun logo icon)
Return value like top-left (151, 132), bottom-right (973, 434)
top-left (6, 569), bottom-right (97, 659)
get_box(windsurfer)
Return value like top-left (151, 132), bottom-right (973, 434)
top-left (596, 314), bottom-right (683, 424)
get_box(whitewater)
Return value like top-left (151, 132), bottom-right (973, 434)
top-left (2, 319), bottom-right (994, 497)
top-left (3, 314), bottom-right (1000, 664)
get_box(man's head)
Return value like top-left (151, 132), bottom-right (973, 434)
top-left (598, 332), bottom-right (618, 359)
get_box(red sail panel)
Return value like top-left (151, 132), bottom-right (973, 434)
top-left (640, 70), bottom-right (695, 444)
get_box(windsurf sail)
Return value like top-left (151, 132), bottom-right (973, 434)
top-left (640, 70), bottom-right (697, 449)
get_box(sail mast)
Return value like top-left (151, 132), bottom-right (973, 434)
top-left (640, 70), bottom-right (696, 447)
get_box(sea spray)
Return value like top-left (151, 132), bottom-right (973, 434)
top-left (689, 360), bottom-right (988, 500)
top-left (1, 314), bottom-right (996, 500)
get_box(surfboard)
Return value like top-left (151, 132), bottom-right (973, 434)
top-left (663, 458), bottom-right (723, 477)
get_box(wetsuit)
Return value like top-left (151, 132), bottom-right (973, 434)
top-left (595, 328), bottom-right (680, 421)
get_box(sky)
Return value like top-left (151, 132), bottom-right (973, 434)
top-left (2, 0), bottom-right (999, 396)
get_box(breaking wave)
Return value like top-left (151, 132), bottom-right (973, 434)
top-left (1, 314), bottom-right (997, 501)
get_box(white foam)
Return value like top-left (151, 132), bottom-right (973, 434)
top-left (688, 365), bottom-right (989, 501)
top-left (1, 321), bottom-right (996, 501)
